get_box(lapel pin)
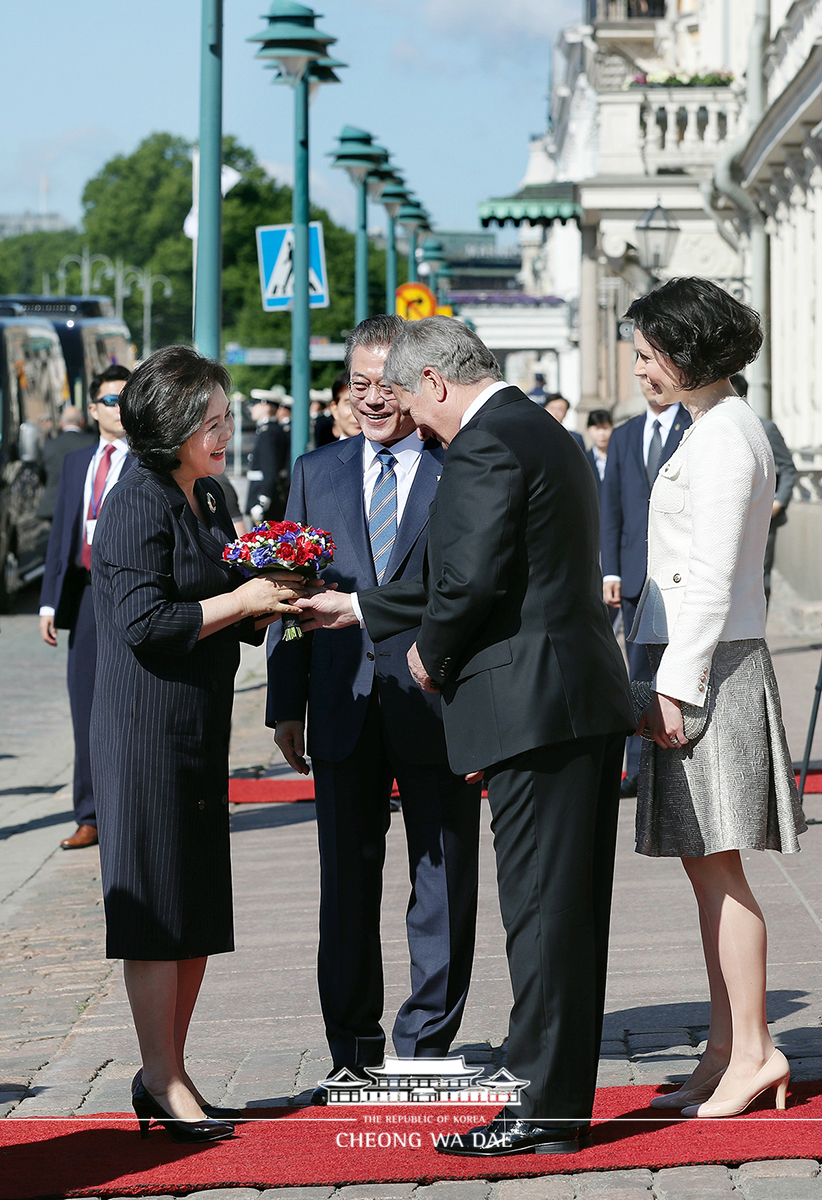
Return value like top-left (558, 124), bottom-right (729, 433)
top-left (206, 493), bottom-right (217, 514)
top-left (436, 474), bottom-right (441, 481)
top-left (674, 424), bottom-right (680, 431)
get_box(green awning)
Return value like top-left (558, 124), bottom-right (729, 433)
top-left (479, 182), bottom-right (581, 227)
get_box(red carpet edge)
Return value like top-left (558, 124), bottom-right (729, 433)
top-left (229, 770), bottom-right (822, 804)
top-left (3, 1083), bottom-right (822, 1199)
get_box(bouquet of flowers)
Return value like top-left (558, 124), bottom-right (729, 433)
top-left (223, 520), bottom-right (336, 641)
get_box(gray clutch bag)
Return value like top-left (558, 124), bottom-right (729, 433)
top-left (631, 680), bottom-right (710, 743)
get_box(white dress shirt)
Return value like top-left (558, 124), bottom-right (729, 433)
top-left (39, 436), bottom-right (129, 617)
top-left (361, 430), bottom-right (425, 523)
top-left (643, 402), bottom-right (682, 464)
top-left (459, 380), bottom-right (511, 430)
top-left (350, 432), bottom-right (426, 624)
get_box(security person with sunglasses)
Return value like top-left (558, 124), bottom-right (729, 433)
top-left (40, 365), bottom-right (134, 850)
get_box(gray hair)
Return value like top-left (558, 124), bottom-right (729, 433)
top-left (383, 316), bottom-right (503, 393)
top-left (344, 314), bottom-right (406, 375)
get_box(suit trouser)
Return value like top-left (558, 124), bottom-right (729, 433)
top-left (312, 690), bottom-right (481, 1069)
top-left (66, 580), bottom-right (97, 828)
top-left (484, 731), bottom-right (624, 1122)
top-left (621, 594), bottom-right (652, 778)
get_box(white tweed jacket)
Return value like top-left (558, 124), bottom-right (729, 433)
top-left (629, 396), bottom-right (775, 707)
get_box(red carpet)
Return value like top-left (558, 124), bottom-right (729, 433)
top-left (229, 772), bottom-right (822, 803)
top-left (4, 1084), bottom-right (822, 1199)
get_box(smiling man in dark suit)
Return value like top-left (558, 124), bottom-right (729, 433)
top-left (266, 315), bottom-right (480, 1099)
top-left (39, 365), bottom-right (133, 849)
top-left (296, 316), bottom-right (634, 1156)
top-left (600, 376), bottom-right (690, 797)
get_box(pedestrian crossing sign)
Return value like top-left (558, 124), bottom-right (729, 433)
top-left (256, 221), bottom-right (330, 312)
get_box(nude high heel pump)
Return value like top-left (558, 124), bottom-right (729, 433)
top-left (681, 1049), bottom-right (789, 1118)
top-left (649, 1069), bottom-right (725, 1110)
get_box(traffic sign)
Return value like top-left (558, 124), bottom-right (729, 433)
top-left (256, 222), bottom-right (330, 312)
top-left (395, 282), bottom-right (437, 321)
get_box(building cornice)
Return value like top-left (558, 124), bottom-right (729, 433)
top-left (740, 40), bottom-right (822, 185)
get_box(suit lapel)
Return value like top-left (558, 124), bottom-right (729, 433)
top-left (630, 416), bottom-right (648, 493)
top-left (382, 444), bottom-right (442, 584)
top-left (330, 435), bottom-right (377, 585)
top-left (661, 405), bottom-right (689, 466)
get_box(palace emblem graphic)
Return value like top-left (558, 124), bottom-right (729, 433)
top-left (316, 1056), bottom-right (528, 1105)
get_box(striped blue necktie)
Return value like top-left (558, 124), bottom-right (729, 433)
top-left (369, 448), bottom-right (397, 584)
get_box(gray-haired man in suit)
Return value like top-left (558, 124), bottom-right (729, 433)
top-left (266, 315), bottom-right (480, 1100)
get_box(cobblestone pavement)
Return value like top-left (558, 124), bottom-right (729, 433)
top-left (4, 594), bottom-right (822, 1197)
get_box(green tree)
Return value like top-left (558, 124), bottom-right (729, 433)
top-left (0, 132), bottom-right (405, 377)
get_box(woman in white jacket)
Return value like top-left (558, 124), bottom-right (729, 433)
top-left (627, 278), bottom-right (805, 1119)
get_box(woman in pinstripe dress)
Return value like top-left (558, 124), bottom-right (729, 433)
top-left (90, 346), bottom-right (305, 1141)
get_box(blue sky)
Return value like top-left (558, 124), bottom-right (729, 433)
top-left (0, 0), bottom-right (577, 239)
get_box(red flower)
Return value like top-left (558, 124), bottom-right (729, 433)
top-left (278, 544), bottom-right (297, 562)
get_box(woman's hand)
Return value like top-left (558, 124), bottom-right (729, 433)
top-left (237, 574), bottom-right (305, 620)
top-left (638, 691), bottom-right (688, 750)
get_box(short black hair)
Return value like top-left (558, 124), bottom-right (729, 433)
top-left (730, 372), bottom-right (748, 396)
top-left (345, 314), bottom-right (406, 376)
top-left (544, 393), bottom-right (569, 411)
top-left (119, 344), bottom-right (231, 474)
top-left (587, 408), bottom-right (613, 427)
top-left (625, 278), bottom-right (762, 390)
top-left (331, 372), bottom-right (349, 404)
top-left (90, 363), bottom-right (131, 402)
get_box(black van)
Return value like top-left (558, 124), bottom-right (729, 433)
top-left (0, 314), bottom-right (69, 609)
top-left (0, 296), bottom-right (134, 412)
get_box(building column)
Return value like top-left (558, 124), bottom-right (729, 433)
top-left (579, 223), bottom-right (600, 411)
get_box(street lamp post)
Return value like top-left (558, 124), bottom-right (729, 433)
top-left (194, 0), bottom-right (223, 361)
top-left (396, 201), bottom-right (429, 284)
top-left (249, 1), bottom-right (338, 468)
top-left (328, 127), bottom-right (388, 324)
top-left (57, 248), bottom-right (114, 295)
top-left (420, 238), bottom-right (446, 300)
top-left (379, 179), bottom-right (409, 313)
top-left (120, 267), bottom-right (173, 358)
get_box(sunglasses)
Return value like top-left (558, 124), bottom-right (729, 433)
top-left (96, 393), bottom-right (122, 407)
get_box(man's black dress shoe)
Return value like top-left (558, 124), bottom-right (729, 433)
top-left (620, 773), bottom-right (638, 799)
top-left (436, 1109), bottom-right (586, 1157)
top-left (311, 1085), bottom-right (329, 1106)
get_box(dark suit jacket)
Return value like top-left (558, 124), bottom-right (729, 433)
top-left (39, 443), bottom-right (134, 629)
top-left (586, 447), bottom-right (605, 502)
top-left (246, 422), bottom-right (289, 514)
top-left (360, 387), bottom-right (634, 775)
top-left (762, 417), bottom-right (797, 528)
top-left (266, 433), bottom-right (449, 765)
top-left (37, 429), bottom-right (96, 519)
top-left (599, 405), bottom-right (690, 598)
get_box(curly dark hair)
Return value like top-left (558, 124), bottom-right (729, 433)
top-left (624, 278), bottom-right (763, 390)
top-left (118, 345), bottom-right (231, 474)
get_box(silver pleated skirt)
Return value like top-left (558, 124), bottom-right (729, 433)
top-left (636, 639), bottom-right (806, 858)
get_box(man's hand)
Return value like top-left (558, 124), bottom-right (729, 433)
top-left (407, 642), bottom-right (438, 693)
top-left (603, 579), bottom-right (621, 608)
top-left (772, 499), bottom-right (783, 519)
top-left (274, 720), bottom-right (310, 775)
top-left (40, 615), bottom-right (57, 646)
top-left (292, 586), bottom-right (358, 631)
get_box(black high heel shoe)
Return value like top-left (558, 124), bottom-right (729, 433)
top-left (131, 1069), bottom-right (243, 1124)
top-left (132, 1081), bottom-right (234, 1144)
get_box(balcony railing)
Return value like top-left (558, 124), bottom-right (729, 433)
top-left (587, 0), bottom-right (666, 21)
top-left (597, 87), bottom-right (743, 175)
